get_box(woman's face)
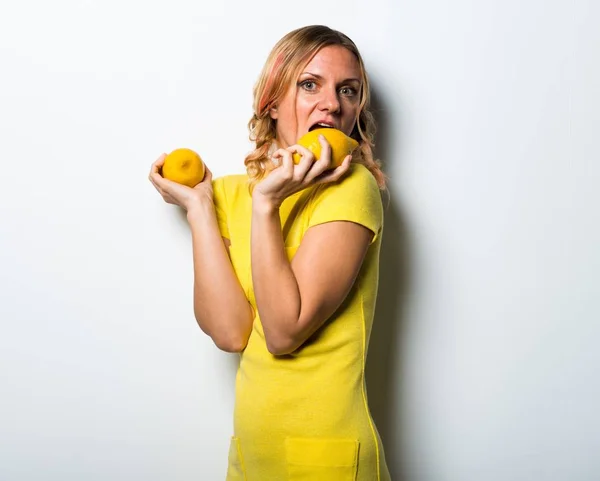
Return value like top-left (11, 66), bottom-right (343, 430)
top-left (270, 45), bottom-right (362, 148)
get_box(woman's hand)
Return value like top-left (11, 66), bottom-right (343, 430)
top-left (148, 154), bottom-right (214, 212)
top-left (252, 135), bottom-right (351, 209)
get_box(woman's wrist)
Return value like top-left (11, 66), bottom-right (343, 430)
top-left (186, 197), bottom-right (216, 223)
top-left (252, 193), bottom-right (280, 217)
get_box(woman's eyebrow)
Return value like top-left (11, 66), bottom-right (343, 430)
top-left (300, 72), bottom-right (361, 84)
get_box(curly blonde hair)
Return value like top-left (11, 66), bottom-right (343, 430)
top-left (245, 25), bottom-right (387, 191)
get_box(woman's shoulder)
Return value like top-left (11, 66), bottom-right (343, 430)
top-left (317, 162), bottom-right (381, 198)
top-left (308, 162), bottom-right (383, 214)
top-left (349, 162), bottom-right (378, 182)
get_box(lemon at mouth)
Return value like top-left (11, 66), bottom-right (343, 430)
top-left (292, 128), bottom-right (359, 168)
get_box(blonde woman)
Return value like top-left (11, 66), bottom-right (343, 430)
top-left (149, 25), bottom-right (391, 481)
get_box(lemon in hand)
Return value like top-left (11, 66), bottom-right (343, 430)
top-left (162, 148), bottom-right (205, 187)
top-left (292, 128), bottom-right (359, 168)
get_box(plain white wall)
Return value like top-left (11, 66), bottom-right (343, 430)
top-left (1, 0), bottom-right (597, 480)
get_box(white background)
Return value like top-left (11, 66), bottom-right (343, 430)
top-left (1, 0), bottom-right (598, 480)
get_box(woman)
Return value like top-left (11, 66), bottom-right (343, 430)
top-left (150, 25), bottom-right (391, 481)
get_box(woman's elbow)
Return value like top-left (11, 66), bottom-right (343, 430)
top-left (265, 333), bottom-right (300, 356)
top-left (200, 321), bottom-right (248, 353)
top-left (213, 332), bottom-right (247, 353)
top-left (194, 310), bottom-right (251, 353)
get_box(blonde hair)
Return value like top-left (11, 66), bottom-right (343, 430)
top-left (245, 25), bottom-right (387, 191)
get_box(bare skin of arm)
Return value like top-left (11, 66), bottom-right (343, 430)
top-left (149, 155), bottom-right (253, 352)
top-left (187, 204), bottom-right (254, 352)
top-left (251, 139), bottom-right (372, 355)
top-left (251, 205), bottom-right (372, 355)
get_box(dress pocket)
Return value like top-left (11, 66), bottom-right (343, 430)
top-left (285, 437), bottom-right (359, 481)
top-left (226, 436), bottom-right (247, 481)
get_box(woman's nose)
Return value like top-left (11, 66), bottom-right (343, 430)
top-left (318, 89), bottom-right (341, 113)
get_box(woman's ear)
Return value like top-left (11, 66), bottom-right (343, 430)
top-left (269, 105), bottom-right (278, 120)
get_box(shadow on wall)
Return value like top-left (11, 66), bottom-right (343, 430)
top-left (366, 82), bottom-right (413, 481)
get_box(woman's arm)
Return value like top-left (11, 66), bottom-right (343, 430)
top-left (249, 138), bottom-right (374, 355)
top-left (251, 202), bottom-right (372, 355)
top-left (188, 203), bottom-right (254, 353)
top-left (149, 155), bottom-right (253, 352)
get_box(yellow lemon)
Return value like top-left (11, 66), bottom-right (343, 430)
top-left (292, 128), bottom-right (359, 168)
top-left (162, 148), bottom-right (205, 187)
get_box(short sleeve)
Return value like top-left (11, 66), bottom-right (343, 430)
top-left (212, 176), bottom-right (230, 239)
top-left (307, 164), bottom-right (383, 243)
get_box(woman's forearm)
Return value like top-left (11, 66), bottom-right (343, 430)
top-left (187, 201), bottom-right (253, 352)
top-left (250, 201), bottom-right (302, 354)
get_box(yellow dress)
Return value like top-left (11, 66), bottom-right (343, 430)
top-left (212, 164), bottom-right (391, 481)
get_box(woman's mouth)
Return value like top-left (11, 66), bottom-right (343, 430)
top-left (308, 122), bottom-right (336, 132)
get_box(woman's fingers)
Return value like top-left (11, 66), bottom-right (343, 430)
top-left (148, 154), bottom-right (167, 191)
top-left (149, 175), bottom-right (175, 204)
top-left (265, 139), bottom-right (348, 194)
top-left (149, 153), bottom-right (189, 205)
top-left (148, 170), bottom-right (164, 194)
top-left (285, 145), bottom-right (314, 180)
top-left (202, 165), bottom-right (213, 184)
top-left (315, 134), bottom-right (333, 170)
top-left (314, 154), bottom-right (352, 185)
top-left (149, 154), bottom-right (166, 176)
top-left (272, 148), bottom-right (295, 181)
top-left (279, 134), bottom-right (334, 185)
top-left (300, 135), bottom-right (333, 184)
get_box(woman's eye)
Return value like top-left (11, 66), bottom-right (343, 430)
top-left (340, 87), bottom-right (357, 96)
top-left (300, 80), bottom-right (316, 91)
